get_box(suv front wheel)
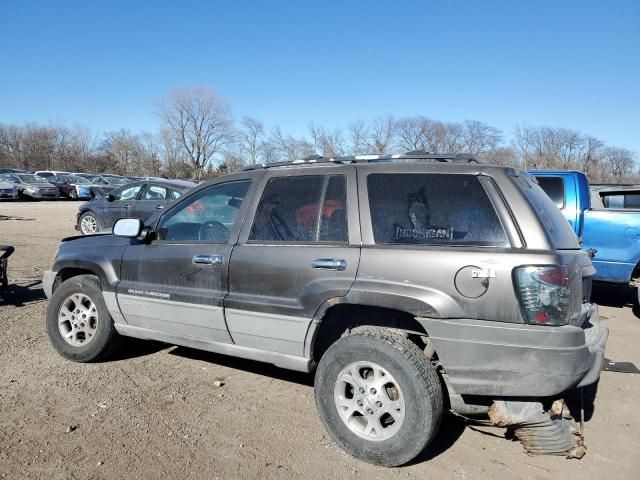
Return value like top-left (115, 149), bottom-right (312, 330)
top-left (46, 274), bottom-right (121, 362)
top-left (314, 329), bottom-right (443, 467)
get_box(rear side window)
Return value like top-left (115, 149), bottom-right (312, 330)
top-left (367, 174), bottom-right (508, 246)
top-left (535, 176), bottom-right (565, 209)
top-left (250, 175), bottom-right (348, 243)
top-left (602, 193), bottom-right (640, 209)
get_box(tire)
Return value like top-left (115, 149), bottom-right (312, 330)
top-left (315, 329), bottom-right (443, 467)
top-left (79, 211), bottom-right (98, 235)
top-left (46, 274), bottom-right (122, 362)
top-left (69, 189), bottom-right (77, 199)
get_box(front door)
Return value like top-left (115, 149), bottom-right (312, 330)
top-left (102, 183), bottom-right (143, 230)
top-left (226, 169), bottom-right (361, 356)
top-left (117, 179), bottom-right (254, 343)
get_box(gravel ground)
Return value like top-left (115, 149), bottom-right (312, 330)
top-left (1, 201), bottom-right (639, 480)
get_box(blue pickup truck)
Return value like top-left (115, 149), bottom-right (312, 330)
top-left (532, 170), bottom-right (640, 299)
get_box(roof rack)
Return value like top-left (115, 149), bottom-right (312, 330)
top-left (242, 151), bottom-right (488, 171)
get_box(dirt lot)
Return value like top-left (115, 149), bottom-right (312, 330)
top-left (1, 201), bottom-right (639, 480)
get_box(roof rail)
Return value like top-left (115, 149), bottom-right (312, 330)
top-left (242, 151), bottom-right (488, 171)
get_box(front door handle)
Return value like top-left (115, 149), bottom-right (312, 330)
top-left (311, 258), bottom-right (347, 271)
top-left (124, 204), bottom-right (132, 209)
top-left (192, 254), bottom-right (223, 266)
top-left (155, 204), bottom-right (164, 209)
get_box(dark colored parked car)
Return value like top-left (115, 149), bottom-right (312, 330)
top-left (88, 175), bottom-right (130, 198)
top-left (0, 168), bottom-right (29, 174)
top-left (0, 173), bottom-right (59, 199)
top-left (76, 179), bottom-right (196, 234)
top-left (49, 175), bottom-right (93, 200)
top-left (44, 153), bottom-right (607, 466)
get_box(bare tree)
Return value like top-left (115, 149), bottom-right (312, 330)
top-left (485, 147), bottom-right (519, 167)
top-left (158, 86), bottom-right (234, 179)
top-left (347, 120), bottom-right (368, 155)
top-left (308, 124), bottom-right (347, 157)
top-left (368, 115), bottom-right (395, 153)
top-left (266, 127), bottom-right (314, 162)
top-left (139, 132), bottom-right (163, 176)
top-left (100, 129), bottom-right (142, 175)
top-left (601, 147), bottom-right (636, 183)
top-left (219, 144), bottom-right (247, 174)
top-left (395, 116), bottom-right (426, 152)
top-left (461, 120), bottom-right (502, 154)
top-left (239, 116), bottom-right (264, 166)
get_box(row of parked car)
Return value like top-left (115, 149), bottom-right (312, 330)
top-left (0, 168), bottom-right (187, 201)
top-left (0, 168), bottom-right (198, 234)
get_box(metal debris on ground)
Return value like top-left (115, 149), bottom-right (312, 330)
top-left (489, 400), bottom-right (585, 459)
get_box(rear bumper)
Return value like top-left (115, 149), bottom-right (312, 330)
top-left (576, 306), bottom-right (608, 387)
top-left (418, 304), bottom-right (608, 397)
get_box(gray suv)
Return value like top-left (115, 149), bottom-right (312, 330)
top-left (43, 153), bottom-right (607, 466)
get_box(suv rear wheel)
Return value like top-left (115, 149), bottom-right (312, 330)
top-left (314, 329), bottom-right (443, 466)
top-left (46, 274), bottom-right (121, 362)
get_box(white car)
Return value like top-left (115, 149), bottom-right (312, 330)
top-left (0, 179), bottom-right (18, 199)
top-left (34, 170), bottom-right (71, 179)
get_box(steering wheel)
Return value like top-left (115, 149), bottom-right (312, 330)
top-left (198, 220), bottom-right (230, 242)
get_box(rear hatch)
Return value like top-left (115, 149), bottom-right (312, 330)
top-left (514, 172), bottom-right (594, 327)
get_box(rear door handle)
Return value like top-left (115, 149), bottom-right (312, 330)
top-left (124, 204), bottom-right (132, 209)
top-left (192, 255), bottom-right (223, 266)
top-left (155, 204), bottom-right (164, 209)
top-left (311, 258), bottom-right (347, 271)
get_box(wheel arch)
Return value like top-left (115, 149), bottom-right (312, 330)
top-left (306, 302), bottom-right (431, 363)
top-left (52, 261), bottom-right (111, 295)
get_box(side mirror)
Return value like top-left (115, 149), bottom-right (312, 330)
top-left (113, 218), bottom-right (143, 238)
top-left (107, 193), bottom-right (115, 202)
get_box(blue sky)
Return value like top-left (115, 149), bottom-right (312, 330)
top-left (1, 0), bottom-right (639, 152)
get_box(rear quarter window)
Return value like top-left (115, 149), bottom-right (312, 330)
top-left (367, 173), bottom-right (508, 247)
top-left (513, 173), bottom-right (579, 249)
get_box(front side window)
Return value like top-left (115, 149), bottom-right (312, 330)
top-left (157, 180), bottom-right (251, 242)
top-left (111, 184), bottom-right (141, 201)
top-left (249, 175), bottom-right (347, 243)
top-left (18, 174), bottom-right (48, 184)
top-left (367, 173), bottom-right (508, 247)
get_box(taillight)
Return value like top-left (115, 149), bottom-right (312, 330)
top-left (514, 266), bottom-right (570, 326)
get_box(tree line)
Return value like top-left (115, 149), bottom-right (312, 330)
top-left (0, 86), bottom-right (637, 183)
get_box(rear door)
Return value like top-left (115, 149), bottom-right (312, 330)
top-left (117, 177), bottom-right (256, 343)
top-left (226, 167), bottom-right (360, 356)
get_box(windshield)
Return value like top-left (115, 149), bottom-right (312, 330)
top-left (67, 176), bottom-right (91, 184)
top-left (18, 174), bottom-right (49, 183)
